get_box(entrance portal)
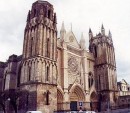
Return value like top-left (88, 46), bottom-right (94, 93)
top-left (70, 101), bottom-right (77, 111)
top-left (69, 85), bottom-right (85, 111)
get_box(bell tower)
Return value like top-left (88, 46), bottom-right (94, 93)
top-left (89, 25), bottom-right (117, 110)
top-left (20, 1), bottom-right (57, 113)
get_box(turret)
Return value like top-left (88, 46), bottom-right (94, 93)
top-left (23, 0), bottom-right (57, 59)
top-left (89, 26), bottom-right (117, 108)
top-left (20, 1), bottom-right (58, 112)
top-left (89, 28), bottom-right (93, 40)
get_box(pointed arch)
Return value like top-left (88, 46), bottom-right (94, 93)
top-left (90, 91), bottom-right (98, 102)
top-left (69, 84), bottom-right (85, 101)
top-left (90, 91), bottom-right (98, 111)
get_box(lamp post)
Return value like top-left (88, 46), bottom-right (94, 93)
top-left (90, 101), bottom-right (92, 111)
top-left (7, 97), bottom-right (10, 113)
top-left (107, 99), bottom-right (111, 113)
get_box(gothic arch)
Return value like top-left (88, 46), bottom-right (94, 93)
top-left (90, 91), bottom-right (99, 111)
top-left (46, 61), bottom-right (50, 67)
top-left (90, 92), bottom-right (98, 102)
top-left (69, 84), bottom-right (85, 102)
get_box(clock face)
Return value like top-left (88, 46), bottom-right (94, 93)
top-left (68, 57), bottom-right (78, 73)
top-left (69, 36), bottom-right (74, 42)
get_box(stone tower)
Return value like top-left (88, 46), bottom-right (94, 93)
top-left (89, 25), bottom-right (117, 110)
top-left (20, 1), bottom-right (57, 113)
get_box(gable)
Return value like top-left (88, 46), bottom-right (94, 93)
top-left (65, 31), bottom-right (80, 49)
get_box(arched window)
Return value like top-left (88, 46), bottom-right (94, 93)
top-left (48, 10), bottom-right (51, 19)
top-left (17, 66), bottom-right (21, 87)
top-left (30, 37), bottom-right (33, 56)
top-left (88, 77), bottom-right (91, 88)
top-left (88, 72), bottom-right (93, 89)
top-left (94, 46), bottom-right (97, 58)
top-left (3, 71), bottom-right (7, 90)
top-left (46, 66), bottom-right (49, 81)
top-left (46, 90), bottom-right (50, 105)
top-left (34, 9), bottom-right (37, 16)
top-left (28, 66), bottom-right (31, 81)
top-left (98, 75), bottom-right (101, 90)
top-left (46, 38), bottom-right (50, 57)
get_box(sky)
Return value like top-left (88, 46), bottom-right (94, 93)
top-left (0, 0), bottom-right (130, 83)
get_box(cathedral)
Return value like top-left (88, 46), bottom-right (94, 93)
top-left (0, 0), bottom-right (119, 113)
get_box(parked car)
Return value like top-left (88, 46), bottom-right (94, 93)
top-left (26, 111), bottom-right (42, 113)
top-left (85, 111), bottom-right (96, 113)
top-left (70, 111), bottom-right (96, 113)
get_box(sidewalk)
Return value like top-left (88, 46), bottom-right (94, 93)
top-left (98, 108), bottom-right (130, 113)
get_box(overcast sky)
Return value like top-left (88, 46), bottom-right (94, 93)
top-left (0, 0), bottom-right (130, 83)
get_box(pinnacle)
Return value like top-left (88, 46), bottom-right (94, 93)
top-left (108, 30), bottom-right (112, 38)
top-left (80, 32), bottom-right (85, 41)
top-left (89, 28), bottom-right (92, 33)
top-left (101, 24), bottom-right (104, 29)
top-left (60, 21), bottom-right (66, 32)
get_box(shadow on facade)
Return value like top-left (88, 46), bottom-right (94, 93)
top-left (0, 89), bottom-right (37, 113)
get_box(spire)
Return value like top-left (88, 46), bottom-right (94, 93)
top-left (89, 28), bottom-right (93, 40)
top-left (81, 32), bottom-right (84, 40)
top-left (27, 10), bottom-right (31, 22)
top-left (108, 30), bottom-right (112, 38)
top-left (89, 28), bottom-right (92, 33)
top-left (80, 33), bottom-right (86, 49)
top-left (101, 24), bottom-right (105, 35)
top-left (60, 21), bottom-right (66, 41)
top-left (108, 30), bottom-right (113, 43)
top-left (71, 23), bottom-right (72, 31)
top-left (101, 24), bottom-right (104, 29)
top-left (60, 21), bottom-right (66, 32)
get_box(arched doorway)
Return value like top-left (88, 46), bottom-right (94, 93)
top-left (69, 85), bottom-right (85, 111)
top-left (57, 89), bottom-right (63, 111)
top-left (90, 92), bottom-right (98, 111)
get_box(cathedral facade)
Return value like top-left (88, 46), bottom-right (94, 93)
top-left (0, 1), bottom-right (118, 113)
